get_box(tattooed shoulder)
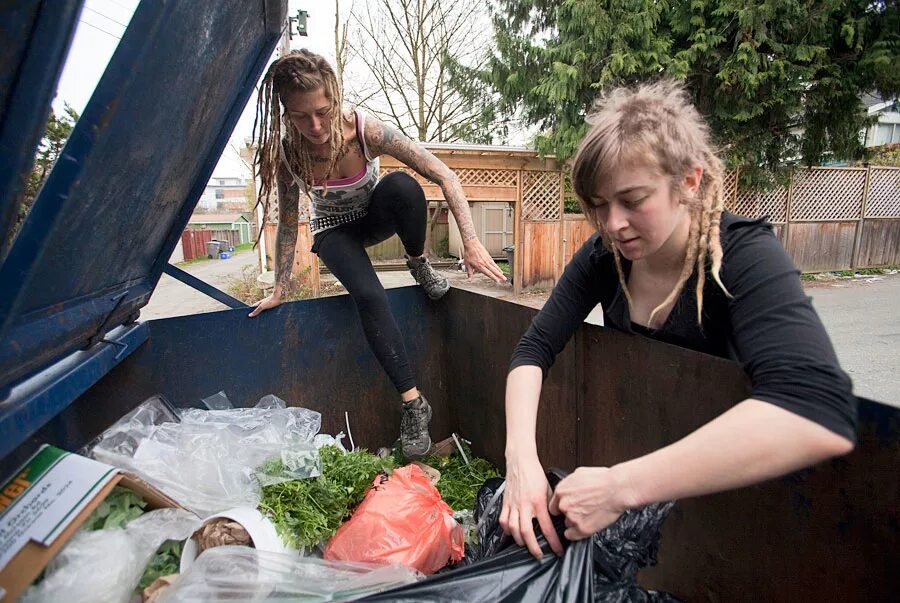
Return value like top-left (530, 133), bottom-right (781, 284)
top-left (366, 119), bottom-right (406, 156)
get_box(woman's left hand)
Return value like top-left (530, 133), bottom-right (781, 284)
top-left (548, 466), bottom-right (636, 540)
top-left (463, 239), bottom-right (507, 283)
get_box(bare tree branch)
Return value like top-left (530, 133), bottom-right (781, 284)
top-left (343, 0), bottom-right (503, 251)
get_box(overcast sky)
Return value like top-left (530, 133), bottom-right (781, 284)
top-left (53, 0), bottom-right (342, 179)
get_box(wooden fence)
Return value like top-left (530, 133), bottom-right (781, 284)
top-left (546, 166), bottom-right (900, 290)
top-left (726, 166), bottom-right (900, 273)
top-left (260, 143), bottom-right (899, 291)
top-left (180, 228), bottom-right (241, 261)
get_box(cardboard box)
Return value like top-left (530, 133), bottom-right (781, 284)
top-left (0, 445), bottom-right (182, 602)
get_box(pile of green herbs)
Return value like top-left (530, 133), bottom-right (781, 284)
top-left (421, 442), bottom-right (500, 512)
top-left (258, 445), bottom-right (395, 549)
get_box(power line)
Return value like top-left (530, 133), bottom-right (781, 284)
top-left (78, 19), bottom-right (122, 40)
top-left (83, 5), bottom-right (129, 28)
top-left (105, 0), bottom-right (137, 13)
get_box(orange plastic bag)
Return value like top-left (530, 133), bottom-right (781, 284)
top-left (324, 464), bottom-right (464, 575)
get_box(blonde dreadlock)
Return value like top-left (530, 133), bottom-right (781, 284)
top-left (251, 49), bottom-right (346, 232)
top-left (572, 80), bottom-right (730, 327)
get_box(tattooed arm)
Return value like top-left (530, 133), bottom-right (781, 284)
top-left (248, 163), bottom-right (299, 317)
top-left (274, 162), bottom-right (300, 296)
top-left (365, 117), bottom-right (506, 282)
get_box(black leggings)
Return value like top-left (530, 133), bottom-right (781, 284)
top-left (312, 172), bottom-right (427, 393)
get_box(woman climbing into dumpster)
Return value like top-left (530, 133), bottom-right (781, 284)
top-left (247, 49), bottom-right (505, 459)
top-left (501, 80), bottom-right (857, 559)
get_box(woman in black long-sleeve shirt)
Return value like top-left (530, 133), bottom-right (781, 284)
top-left (501, 81), bottom-right (857, 560)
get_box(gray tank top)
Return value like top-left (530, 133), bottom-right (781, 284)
top-left (280, 110), bottom-right (380, 235)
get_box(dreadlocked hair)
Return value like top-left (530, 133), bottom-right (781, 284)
top-left (251, 49), bottom-right (345, 232)
top-left (572, 79), bottom-right (730, 328)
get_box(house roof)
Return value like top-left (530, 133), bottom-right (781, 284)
top-left (188, 213), bottom-right (250, 223)
top-left (862, 92), bottom-right (899, 114)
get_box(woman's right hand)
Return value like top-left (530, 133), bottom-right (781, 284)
top-left (247, 292), bottom-right (284, 317)
top-left (499, 453), bottom-right (564, 559)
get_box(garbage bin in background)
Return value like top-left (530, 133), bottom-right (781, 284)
top-left (207, 240), bottom-right (221, 259)
top-left (502, 245), bottom-right (514, 285)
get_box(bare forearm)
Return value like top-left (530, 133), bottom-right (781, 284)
top-left (505, 365), bottom-right (544, 462)
top-left (613, 399), bottom-right (855, 508)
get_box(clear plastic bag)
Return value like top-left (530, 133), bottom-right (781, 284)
top-left (199, 390), bottom-right (233, 410)
top-left (159, 546), bottom-right (421, 602)
top-left (80, 395), bottom-right (180, 459)
top-left (21, 508), bottom-right (201, 603)
top-left (89, 395), bottom-right (324, 516)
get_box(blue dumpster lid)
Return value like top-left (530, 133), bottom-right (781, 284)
top-left (0, 1), bottom-right (285, 389)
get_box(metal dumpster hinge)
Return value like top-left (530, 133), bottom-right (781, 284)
top-left (99, 336), bottom-right (130, 360)
top-left (86, 291), bottom-right (130, 349)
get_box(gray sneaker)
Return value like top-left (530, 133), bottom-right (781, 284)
top-left (400, 395), bottom-right (433, 459)
top-left (407, 255), bottom-right (450, 300)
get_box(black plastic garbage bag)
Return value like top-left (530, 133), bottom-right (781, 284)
top-left (591, 500), bottom-right (678, 602)
top-left (361, 472), bottom-right (679, 603)
top-left (361, 511), bottom-right (593, 602)
top-left (464, 476), bottom-right (508, 564)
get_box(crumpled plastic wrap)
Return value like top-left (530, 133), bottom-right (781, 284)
top-left (89, 394), bottom-right (324, 517)
top-left (158, 546), bottom-right (421, 602)
top-left (21, 508), bottom-right (201, 603)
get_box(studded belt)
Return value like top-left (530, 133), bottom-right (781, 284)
top-left (310, 209), bottom-right (368, 231)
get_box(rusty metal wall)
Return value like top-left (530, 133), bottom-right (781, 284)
top-left (441, 289), bottom-right (579, 471)
top-left (1, 287), bottom-right (448, 472)
top-left (3, 288), bottom-right (897, 600)
top-left (443, 291), bottom-right (900, 601)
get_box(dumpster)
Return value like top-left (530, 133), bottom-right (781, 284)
top-left (1, 1), bottom-right (898, 601)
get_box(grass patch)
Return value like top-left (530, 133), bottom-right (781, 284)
top-left (227, 265), bottom-right (315, 304)
top-left (227, 266), bottom-right (345, 304)
top-left (495, 260), bottom-right (511, 277)
top-left (801, 266), bottom-right (899, 281)
top-left (177, 255), bottom-right (212, 267)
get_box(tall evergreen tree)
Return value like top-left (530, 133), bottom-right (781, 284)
top-left (5, 104), bottom-right (79, 254)
top-left (458, 0), bottom-right (899, 181)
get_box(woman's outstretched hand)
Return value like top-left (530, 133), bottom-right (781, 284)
top-left (499, 453), bottom-right (564, 559)
top-left (463, 238), bottom-right (507, 283)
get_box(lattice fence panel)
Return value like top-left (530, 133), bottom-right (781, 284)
top-left (456, 168), bottom-right (518, 187)
top-left (733, 184), bottom-right (788, 223)
top-left (865, 167), bottom-right (900, 218)
top-left (722, 170), bottom-right (739, 211)
top-left (379, 166), bottom-right (518, 188)
top-left (379, 166), bottom-right (426, 185)
top-left (790, 168), bottom-right (865, 221)
top-left (522, 170), bottom-right (561, 221)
